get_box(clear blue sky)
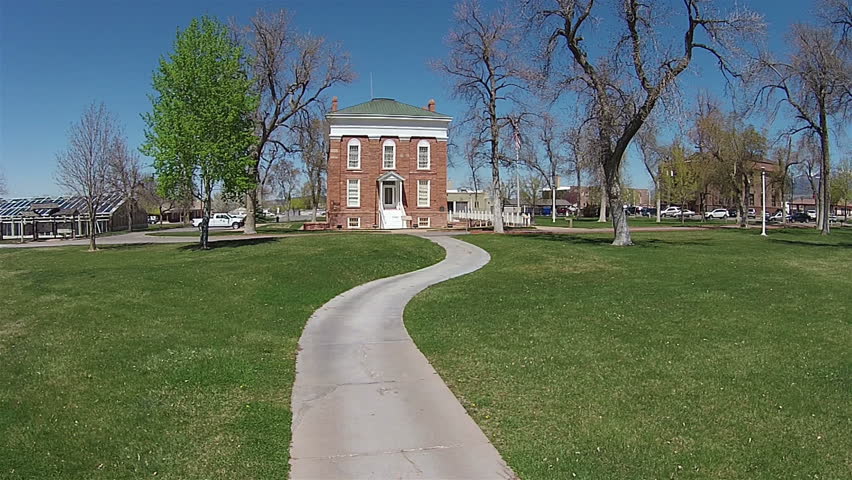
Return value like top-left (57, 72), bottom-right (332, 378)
top-left (0, 0), bottom-right (832, 197)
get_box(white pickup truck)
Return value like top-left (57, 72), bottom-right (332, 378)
top-left (191, 213), bottom-right (245, 229)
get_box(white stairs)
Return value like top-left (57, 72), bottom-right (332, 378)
top-left (381, 206), bottom-right (406, 229)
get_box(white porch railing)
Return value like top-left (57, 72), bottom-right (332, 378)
top-left (447, 209), bottom-right (532, 227)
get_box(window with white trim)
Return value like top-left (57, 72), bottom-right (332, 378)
top-left (417, 180), bottom-right (430, 207)
top-left (347, 179), bottom-right (360, 207)
top-left (382, 140), bottom-right (396, 169)
top-left (347, 139), bottom-right (361, 169)
top-left (417, 140), bottom-right (430, 170)
top-left (417, 217), bottom-right (431, 228)
top-left (348, 217), bottom-right (361, 229)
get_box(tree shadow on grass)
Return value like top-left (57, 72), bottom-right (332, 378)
top-left (178, 237), bottom-right (280, 251)
top-left (768, 238), bottom-right (852, 248)
top-left (519, 232), bottom-right (713, 247)
top-left (100, 243), bottom-right (159, 251)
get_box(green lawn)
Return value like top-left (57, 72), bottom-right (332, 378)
top-left (147, 222), bottom-right (307, 237)
top-left (0, 235), bottom-right (444, 479)
top-left (406, 228), bottom-right (851, 479)
top-left (142, 223), bottom-right (185, 231)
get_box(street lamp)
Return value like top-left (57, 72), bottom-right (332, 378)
top-left (761, 167), bottom-right (767, 237)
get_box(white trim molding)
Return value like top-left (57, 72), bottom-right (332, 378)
top-left (382, 139), bottom-right (396, 170)
top-left (417, 139), bottom-right (431, 170)
top-left (347, 138), bottom-right (361, 170)
top-left (417, 180), bottom-right (431, 207)
top-left (329, 116), bottom-right (451, 141)
top-left (347, 179), bottom-right (360, 207)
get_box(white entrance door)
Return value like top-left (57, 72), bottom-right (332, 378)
top-left (382, 181), bottom-right (396, 208)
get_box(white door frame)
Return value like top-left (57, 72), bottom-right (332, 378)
top-left (382, 180), bottom-right (398, 208)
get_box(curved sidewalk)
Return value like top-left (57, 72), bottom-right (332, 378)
top-left (290, 234), bottom-right (515, 479)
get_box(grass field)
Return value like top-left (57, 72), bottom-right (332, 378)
top-left (0, 235), bottom-right (444, 479)
top-left (147, 222), bottom-right (307, 237)
top-left (406, 228), bottom-right (851, 479)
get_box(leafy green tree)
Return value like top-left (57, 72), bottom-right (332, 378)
top-left (830, 158), bottom-right (852, 217)
top-left (660, 143), bottom-right (700, 223)
top-left (142, 16), bottom-right (257, 249)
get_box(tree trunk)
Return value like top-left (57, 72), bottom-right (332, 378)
top-left (738, 176), bottom-right (749, 228)
top-left (576, 167), bottom-right (582, 210)
top-left (656, 195), bottom-right (661, 223)
top-left (597, 196), bottom-right (607, 222)
top-left (818, 104), bottom-right (831, 235)
top-left (201, 186), bottom-right (212, 249)
top-left (88, 204), bottom-right (98, 251)
top-left (490, 159), bottom-right (504, 233)
top-left (126, 197), bottom-right (133, 232)
top-left (606, 181), bottom-right (632, 246)
top-left (286, 195), bottom-right (291, 221)
top-left (244, 189), bottom-right (258, 234)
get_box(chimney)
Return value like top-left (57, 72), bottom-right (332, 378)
top-left (331, 96), bottom-right (338, 112)
top-left (428, 99), bottom-right (436, 112)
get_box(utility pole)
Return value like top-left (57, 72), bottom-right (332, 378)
top-left (761, 168), bottom-right (767, 237)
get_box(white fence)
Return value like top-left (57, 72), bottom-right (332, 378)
top-left (448, 209), bottom-right (532, 227)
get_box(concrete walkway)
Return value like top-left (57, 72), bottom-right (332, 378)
top-left (290, 233), bottom-right (515, 479)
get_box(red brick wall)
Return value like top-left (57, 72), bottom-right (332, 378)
top-left (327, 136), bottom-right (448, 229)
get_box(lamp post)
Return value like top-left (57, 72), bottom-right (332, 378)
top-left (761, 167), bottom-right (767, 237)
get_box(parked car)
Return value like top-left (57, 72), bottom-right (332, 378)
top-left (661, 206), bottom-right (681, 217)
top-left (704, 208), bottom-right (729, 219)
top-left (789, 211), bottom-right (810, 222)
top-left (642, 207), bottom-right (658, 217)
top-left (681, 208), bottom-right (696, 217)
top-left (747, 208), bottom-right (757, 218)
top-left (147, 215), bottom-right (159, 224)
top-left (727, 208), bottom-right (738, 217)
top-left (767, 209), bottom-right (786, 222)
top-left (191, 213), bottom-right (245, 229)
top-left (806, 209), bottom-right (817, 220)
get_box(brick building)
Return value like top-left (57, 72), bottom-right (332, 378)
top-left (326, 97), bottom-right (451, 229)
top-left (696, 159), bottom-right (783, 212)
top-left (542, 185), bottom-right (651, 208)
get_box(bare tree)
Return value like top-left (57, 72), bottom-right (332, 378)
top-left (526, 0), bottom-right (763, 245)
top-left (769, 134), bottom-right (801, 224)
top-left (797, 133), bottom-right (823, 214)
top-left (434, 0), bottom-right (527, 233)
top-left (636, 120), bottom-right (663, 222)
top-left (524, 113), bottom-right (565, 222)
top-left (297, 112), bottom-right (328, 222)
top-left (55, 102), bottom-right (119, 251)
top-left (236, 9), bottom-right (354, 234)
top-left (756, 17), bottom-right (851, 234)
top-left (462, 136), bottom-right (487, 209)
top-left (270, 158), bottom-right (301, 220)
top-left (109, 138), bottom-right (143, 231)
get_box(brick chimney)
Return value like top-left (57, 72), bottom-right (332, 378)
top-left (331, 96), bottom-right (338, 112)
top-left (428, 99), bottom-right (436, 112)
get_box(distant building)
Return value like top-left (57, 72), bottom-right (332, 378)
top-left (0, 195), bottom-right (146, 240)
top-left (447, 189), bottom-right (491, 212)
top-left (687, 159), bottom-right (783, 212)
top-left (541, 185), bottom-right (651, 208)
top-left (325, 97), bottom-right (451, 229)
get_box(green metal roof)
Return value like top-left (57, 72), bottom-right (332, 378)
top-left (331, 98), bottom-right (450, 118)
